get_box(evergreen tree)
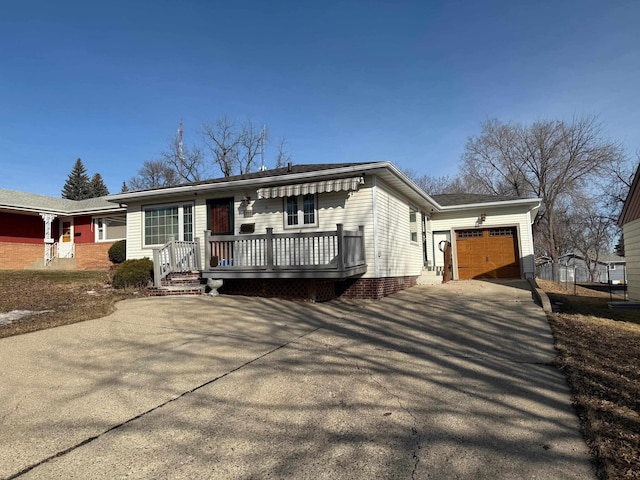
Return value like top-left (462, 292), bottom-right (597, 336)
top-left (89, 173), bottom-right (109, 197)
top-left (120, 181), bottom-right (129, 193)
top-left (61, 158), bottom-right (91, 200)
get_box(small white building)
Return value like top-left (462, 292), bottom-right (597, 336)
top-left (108, 162), bottom-right (540, 299)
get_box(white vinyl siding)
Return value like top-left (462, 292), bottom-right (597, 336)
top-left (374, 179), bottom-right (423, 278)
top-left (430, 205), bottom-right (535, 279)
top-left (623, 218), bottom-right (640, 301)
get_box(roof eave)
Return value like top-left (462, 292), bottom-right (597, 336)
top-left (66, 206), bottom-right (127, 215)
top-left (106, 162), bottom-right (418, 203)
top-left (618, 163), bottom-right (640, 226)
top-left (437, 197), bottom-right (542, 211)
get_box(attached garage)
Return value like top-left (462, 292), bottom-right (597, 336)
top-left (455, 227), bottom-right (521, 279)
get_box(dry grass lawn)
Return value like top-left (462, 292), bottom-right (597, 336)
top-left (0, 270), bottom-right (144, 339)
top-left (1, 272), bottom-right (638, 478)
top-left (538, 279), bottom-right (640, 480)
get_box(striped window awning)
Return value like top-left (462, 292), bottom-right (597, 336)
top-left (257, 176), bottom-right (365, 199)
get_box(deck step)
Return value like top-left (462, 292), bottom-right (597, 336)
top-left (154, 271), bottom-right (205, 296)
top-left (150, 284), bottom-right (205, 296)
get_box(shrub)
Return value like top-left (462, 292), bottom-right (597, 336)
top-left (108, 240), bottom-right (127, 264)
top-left (112, 258), bottom-right (153, 289)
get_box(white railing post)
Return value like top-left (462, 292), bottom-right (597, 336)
top-left (194, 237), bottom-right (201, 270)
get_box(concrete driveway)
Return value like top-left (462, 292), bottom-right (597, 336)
top-left (0, 280), bottom-right (594, 479)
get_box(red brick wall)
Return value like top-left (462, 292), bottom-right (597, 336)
top-left (337, 276), bottom-right (418, 299)
top-left (0, 212), bottom-right (44, 244)
top-left (75, 242), bottom-right (115, 270)
top-left (0, 242), bottom-right (44, 269)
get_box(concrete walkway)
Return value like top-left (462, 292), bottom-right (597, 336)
top-left (0, 280), bottom-right (594, 479)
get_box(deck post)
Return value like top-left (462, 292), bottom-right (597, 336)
top-left (168, 239), bottom-right (175, 271)
top-left (266, 228), bottom-right (274, 270)
top-left (204, 231), bottom-right (211, 269)
top-left (194, 236), bottom-right (201, 270)
top-left (152, 248), bottom-right (162, 288)
top-left (359, 225), bottom-right (365, 263)
top-left (336, 223), bottom-right (345, 272)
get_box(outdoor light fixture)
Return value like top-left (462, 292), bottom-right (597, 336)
top-left (475, 213), bottom-right (487, 228)
top-left (241, 196), bottom-right (253, 217)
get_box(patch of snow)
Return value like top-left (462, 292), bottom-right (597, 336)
top-left (0, 310), bottom-right (55, 326)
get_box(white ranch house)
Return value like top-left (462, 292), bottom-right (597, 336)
top-left (108, 162), bottom-right (540, 299)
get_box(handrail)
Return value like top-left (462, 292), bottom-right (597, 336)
top-left (44, 242), bottom-right (57, 266)
top-left (205, 224), bottom-right (365, 272)
top-left (152, 238), bottom-right (201, 287)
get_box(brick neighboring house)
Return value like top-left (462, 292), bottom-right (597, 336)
top-left (0, 189), bottom-right (126, 270)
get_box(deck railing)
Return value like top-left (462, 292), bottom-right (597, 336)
top-left (205, 224), bottom-right (365, 274)
top-left (152, 238), bottom-right (201, 287)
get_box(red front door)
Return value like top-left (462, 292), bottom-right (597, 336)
top-left (208, 198), bottom-right (234, 234)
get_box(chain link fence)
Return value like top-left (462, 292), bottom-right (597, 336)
top-left (536, 261), bottom-right (627, 299)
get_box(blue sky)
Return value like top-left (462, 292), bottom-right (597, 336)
top-left (1, 0), bottom-right (638, 196)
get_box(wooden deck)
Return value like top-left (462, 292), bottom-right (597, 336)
top-left (202, 224), bottom-right (367, 279)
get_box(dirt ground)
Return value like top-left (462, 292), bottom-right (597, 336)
top-left (538, 279), bottom-right (640, 480)
top-left (0, 270), bottom-right (144, 339)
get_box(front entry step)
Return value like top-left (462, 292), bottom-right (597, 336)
top-left (416, 269), bottom-right (442, 286)
top-left (151, 272), bottom-right (205, 296)
top-left (25, 257), bottom-right (77, 270)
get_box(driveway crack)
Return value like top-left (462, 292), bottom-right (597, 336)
top-left (327, 343), bottom-right (423, 479)
top-left (7, 326), bottom-right (323, 479)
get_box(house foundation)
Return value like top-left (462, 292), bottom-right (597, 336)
top-left (217, 275), bottom-right (418, 301)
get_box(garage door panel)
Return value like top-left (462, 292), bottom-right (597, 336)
top-left (456, 228), bottom-right (520, 280)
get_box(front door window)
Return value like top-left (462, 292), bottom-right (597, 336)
top-left (62, 222), bottom-right (71, 242)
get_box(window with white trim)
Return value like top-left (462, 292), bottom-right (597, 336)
top-left (94, 215), bottom-right (126, 242)
top-left (284, 194), bottom-right (317, 228)
top-left (409, 206), bottom-right (418, 243)
top-left (144, 203), bottom-right (194, 246)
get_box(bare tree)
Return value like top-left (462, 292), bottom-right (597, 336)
top-left (160, 134), bottom-right (206, 183)
top-left (566, 195), bottom-right (616, 281)
top-left (461, 116), bottom-right (626, 280)
top-left (274, 137), bottom-right (291, 169)
top-left (238, 121), bottom-right (265, 174)
top-left (127, 160), bottom-right (179, 191)
top-left (202, 116), bottom-right (275, 176)
top-left (402, 168), bottom-right (479, 195)
top-left (202, 116), bottom-right (242, 177)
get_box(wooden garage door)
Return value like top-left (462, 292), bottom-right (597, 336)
top-left (456, 227), bottom-right (520, 279)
